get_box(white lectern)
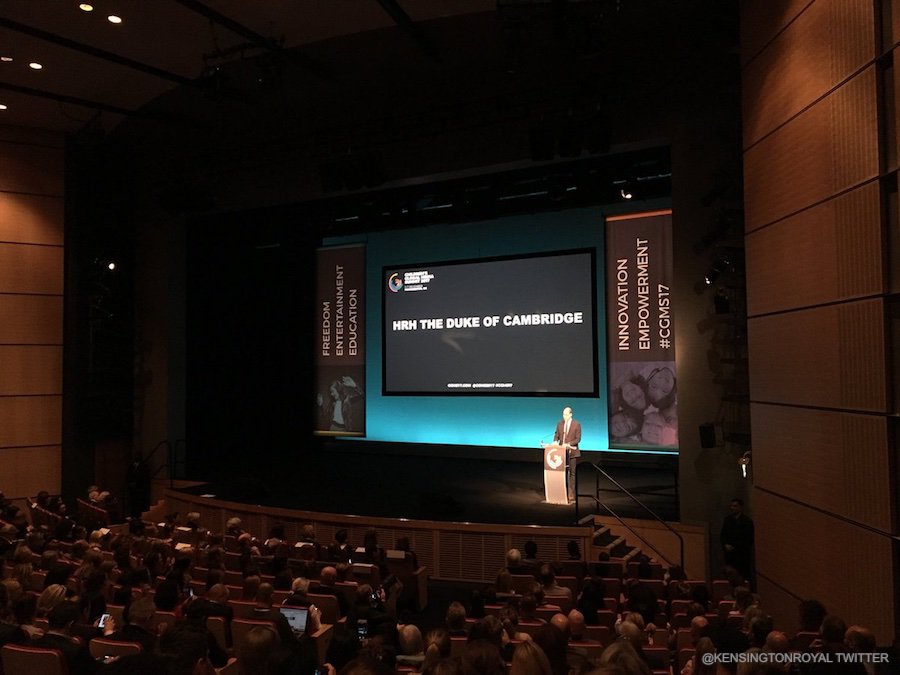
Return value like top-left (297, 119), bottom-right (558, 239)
top-left (543, 443), bottom-right (568, 504)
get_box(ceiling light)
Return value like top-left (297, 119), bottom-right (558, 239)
top-left (0, 104), bottom-right (7, 110)
top-left (29, 62), bottom-right (42, 70)
top-left (0, 57), bottom-right (12, 62)
top-left (107, 15), bottom-right (123, 24)
top-left (79, 3), bottom-right (94, 10)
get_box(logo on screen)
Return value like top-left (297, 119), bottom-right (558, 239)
top-left (388, 273), bottom-right (403, 293)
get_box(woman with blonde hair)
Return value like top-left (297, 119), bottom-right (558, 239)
top-left (11, 545), bottom-right (34, 591)
top-left (421, 629), bottom-right (452, 672)
top-left (510, 640), bottom-right (552, 675)
top-left (36, 584), bottom-right (67, 617)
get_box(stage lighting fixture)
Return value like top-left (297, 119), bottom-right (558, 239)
top-left (79, 3), bottom-right (94, 11)
top-left (29, 62), bottom-right (43, 70)
top-left (619, 187), bottom-right (633, 200)
top-left (0, 104), bottom-right (7, 111)
top-left (739, 451), bottom-right (751, 478)
top-left (107, 262), bottom-right (116, 271)
top-left (107, 15), bottom-right (123, 24)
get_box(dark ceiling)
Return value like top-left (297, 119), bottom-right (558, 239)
top-left (0, 1), bottom-right (739, 140)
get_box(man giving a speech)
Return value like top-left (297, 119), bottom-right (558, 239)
top-left (554, 406), bottom-right (581, 502)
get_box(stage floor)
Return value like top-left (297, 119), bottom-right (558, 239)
top-left (181, 447), bottom-right (678, 526)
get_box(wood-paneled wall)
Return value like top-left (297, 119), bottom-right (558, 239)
top-left (0, 127), bottom-right (64, 497)
top-left (166, 490), bottom-right (591, 584)
top-left (742, 0), bottom-right (898, 643)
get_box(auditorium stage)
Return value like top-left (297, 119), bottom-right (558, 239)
top-left (178, 445), bottom-right (678, 527)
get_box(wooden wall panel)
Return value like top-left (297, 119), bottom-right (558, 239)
top-left (0, 395), bottom-right (61, 447)
top-left (754, 489), bottom-right (895, 643)
top-left (746, 182), bottom-right (881, 315)
top-left (0, 193), bottom-right (64, 245)
top-left (740, 0), bottom-right (815, 66)
top-left (0, 140), bottom-right (64, 196)
top-left (0, 294), bottom-right (63, 344)
top-left (0, 346), bottom-right (62, 395)
top-left (756, 575), bottom-right (805, 636)
top-left (744, 67), bottom-right (878, 232)
top-left (748, 299), bottom-right (886, 411)
top-left (0, 243), bottom-right (64, 295)
top-left (743, 0), bottom-right (874, 147)
top-left (751, 403), bottom-right (892, 531)
top-left (838, 300), bottom-right (889, 409)
top-left (0, 446), bottom-right (61, 497)
top-left (0, 127), bottom-right (64, 502)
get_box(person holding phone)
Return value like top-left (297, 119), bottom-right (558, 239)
top-left (103, 597), bottom-right (157, 652)
top-left (347, 583), bottom-right (392, 639)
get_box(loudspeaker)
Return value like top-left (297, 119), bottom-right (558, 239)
top-left (699, 423), bottom-right (716, 448)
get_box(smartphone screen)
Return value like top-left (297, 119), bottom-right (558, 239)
top-left (98, 613), bottom-right (111, 628)
top-left (357, 619), bottom-right (368, 638)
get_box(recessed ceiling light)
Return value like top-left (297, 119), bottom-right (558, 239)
top-left (1, 56), bottom-right (13, 62)
top-left (79, 3), bottom-right (94, 11)
top-left (29, 62), bottom-right (42, 70)
top-left (0, 104), bottom-right (7, 110)
top-left (107, 15), bottom-right (123, 24)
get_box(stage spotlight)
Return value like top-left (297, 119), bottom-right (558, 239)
top-left (107, 262), bottom-right (116, 271)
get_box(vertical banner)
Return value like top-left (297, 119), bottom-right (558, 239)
top-left (605, 210), bottom-right (677, 449)
top-left (314, 245), bottom-right (366, 436)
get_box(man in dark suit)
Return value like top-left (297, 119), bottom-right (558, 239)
top-left (105, 596), bottom-right (158, 652)
top-left (553, 406), bottom-right (582, 502)
top-left (184, 584), bottom-right (234, 646)
top-left (32, 601), bottom-right (99, 674)
top-left (315, 566), bottom-right (349, 616)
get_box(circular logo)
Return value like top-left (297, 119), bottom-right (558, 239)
top-left (547, 448), bottom-right (563, 470)
top-left (388, 273), bottom-right (404, 293)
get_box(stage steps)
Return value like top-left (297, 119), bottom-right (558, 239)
top-left (589, 523), bottom-right (645, 574)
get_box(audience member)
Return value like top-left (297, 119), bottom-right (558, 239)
top-left (539, 563), bottom-right (572, 603)
top-left (283, 576), bottom-right (312, 607)
top-left (523, 541), bottom-right (542, 569)
top-left (511, 640), bottom-right (553, 675)
top-left (238, 624), bottom-right (281, 675)
top-left (461, 639), bottom-right (506, 675)
top-left (106, 595), bottom-right (157, 652)
top-left (397, 623), bottom-right (426, 666)
top-left (32, 600), bottom-right (99, 675)
top-left (329, 529), bottom-right (353, 563)
top-left (446, 600), bottom-right (468, 636)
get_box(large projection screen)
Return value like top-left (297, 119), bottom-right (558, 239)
top-left (383, 250), bottom-right (597, 396)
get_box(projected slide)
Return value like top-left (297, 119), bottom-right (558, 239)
top-left (383, 250), bottom-right (597, 395)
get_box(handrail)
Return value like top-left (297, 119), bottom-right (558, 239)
top-left (148, 440), bottom-right (173, 490)
top-left (146, 439), bottom-right (170, 466)
top-left (581, 462), bottom-right (683, 571)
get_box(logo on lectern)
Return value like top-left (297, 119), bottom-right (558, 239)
top-left (546, 447), bottom-right (564, 470)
